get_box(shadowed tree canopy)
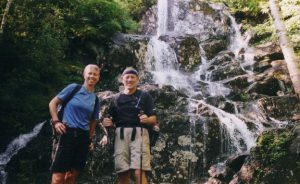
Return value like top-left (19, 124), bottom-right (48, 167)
top-left (0, 0), bottom-right (136, 148)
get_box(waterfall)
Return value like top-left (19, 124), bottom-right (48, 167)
top-left (0, 121), bottom-right (46, 184)
top-left (145, 0), bottom-right (199, 97)
top-left (157, 0), bottom-right (168, 36)
top-left (222, 8), bottom-right (256, 72)
top-left (142, 1), bottom-right (265, 182)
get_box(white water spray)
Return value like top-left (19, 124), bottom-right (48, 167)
top-left (145, 0), bottom-right (200, 97)
top-left (0, 121), bottom-right (46, 184)
top-left (224, 10), bottom-right (256, 72)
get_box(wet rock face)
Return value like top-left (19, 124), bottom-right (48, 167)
top-left (206, 154), bottom-right (248, 183)
top-left (258, 96), bottom-right (300, 120)
top-left (176, 37), bottom-right (201, 72)
top-left (148, 86), bottom-right (194, 183)
top-left (139, 6), bottom-right (157, 35)
top-left (201, 39), bottom-right (228, 60)
top-left (247, 59), bottom-right (292, 97)
top-left (253, 42), bottom-right (283, 63)
top-left (209, 60), bottom-right (246, 81)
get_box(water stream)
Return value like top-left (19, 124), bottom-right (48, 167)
top-left (0, 121), bottom-right (46, 184)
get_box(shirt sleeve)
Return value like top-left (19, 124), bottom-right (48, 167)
top-left (144, 92), bottom-right (156, 116)
top-left (57, 83), bottom-right (78, 102)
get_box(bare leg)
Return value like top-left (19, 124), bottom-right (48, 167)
top-left (51, 172), bottom-right (66, 184)
top-left (118, 170), bottom-right (130, 184)
top-left (64, 169), bottom-right (80, 184)
top-left (134, 169), bottom-right (148, 184)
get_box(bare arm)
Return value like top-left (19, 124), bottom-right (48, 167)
top-left (89, 119), bottom-right (97, 140)
top-left (102, 117), bottom-right (113, 128)
top-left (99, 122), bottom-right (108, 136)
top-left (49, 96), bottom-right (62, 122)
top-left (99, 122), bottom-right (109, 147)
top-left (49, 96), bottom-right (66, 134)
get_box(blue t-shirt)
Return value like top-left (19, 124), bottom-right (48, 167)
top-left (57, 83), bottom-right (100, 130)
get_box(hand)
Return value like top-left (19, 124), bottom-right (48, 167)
top-left (99, 135), bottom-right (108, 147)
top-left (102, 117), bottom-right (113, 127)
top-left (139, 114), bottom-right (149, 124)
top-left (54, 122), bottom-right (67, 135)
top-left (89, 142), bottom-right (94, 151)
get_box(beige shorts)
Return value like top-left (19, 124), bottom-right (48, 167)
top-left (114, 127), bottom-right (151, 173)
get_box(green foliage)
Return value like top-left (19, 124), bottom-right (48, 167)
top-left (251, 128), bottom-right (300, 184)
top-left (0, 0), bottom-right (136, 148)
top-left (117, 0), bottom-right (156, 21)
top-left (255, 130), bottom-right (295, 165)
top-left (240, 93), bottom-right (250, 102)
top-left (66, 0), bottom-right (137, 43)
top-left (279, 0), bottom-right (300, 53)
top-left (213, 0), bottom-right (263, 16)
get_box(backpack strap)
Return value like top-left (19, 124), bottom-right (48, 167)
top-left (134, 90), bottom-right (145, 111)
top-left (58, 84), bottom-right (81, 121)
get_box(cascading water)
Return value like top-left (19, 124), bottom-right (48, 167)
top-left (0, 121), bottom-right (45, 184)
top-left (145, 0), bottom-right (199, 97)
top-left (143, 0), bottom-right (265, 182)
top-left (219, 4), bottom-right (256, 73)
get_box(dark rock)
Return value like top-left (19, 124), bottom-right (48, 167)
top-left (176, 37), bottom-right (201, 72)
top-left (209, 61), bottom-right (246, 81)
top-left (138, 5), bottom-right (157, 35)
top-left (247, 77), bottom-right (282, 96)
top-left (257, 96), bottom-right (300, 120)
top-left (206, 153), bottom-right (249, 183)
top-left (289, 125), bottom-right (300, 154)
top-left (226, 154), bottom-right (248, 173)
top-left (223, 75), bottom-right (251, 91)
top-left (253, 57), bottom-right (272, 72)
top-left (201, 39), bottom-right (228, 60)
top-left (254, 42), bottom-right (283, 62)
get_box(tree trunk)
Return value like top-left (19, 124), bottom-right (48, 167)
top-left (0, 0), bottom-right (14, 33)
top-left (269, 0), bottom-right (300, 99)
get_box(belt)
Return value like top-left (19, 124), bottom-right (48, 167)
top-left (119, 126), bottom-right (148, 141)
top-left (66, 127), bottom-right (88, 138)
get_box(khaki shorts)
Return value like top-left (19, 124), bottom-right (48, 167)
top-left (114, 127), bottom-right (151, 173)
